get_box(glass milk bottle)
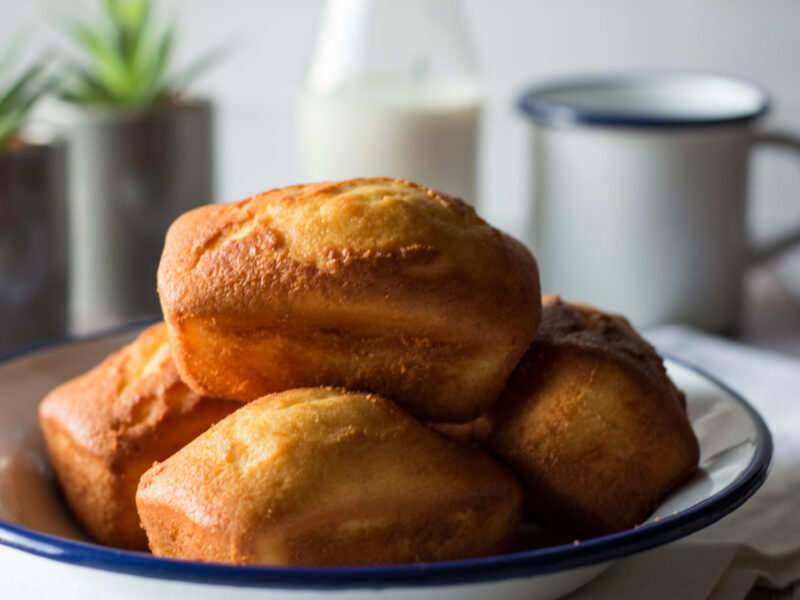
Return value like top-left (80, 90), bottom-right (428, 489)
top-left (300, 0), bottom-right (482, 205)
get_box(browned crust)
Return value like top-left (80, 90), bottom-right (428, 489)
top-left (157, 178), bottom-right (541, 422)
top-left (38, 323), bottom-right (239, 549)
top-left (476, 298), bottom-right (700, 537)
top-left (136, 387), bottom-right (523, 565)
top-left (537, 295), bottom-right (686, 403)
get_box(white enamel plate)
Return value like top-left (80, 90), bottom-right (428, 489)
top-left (0, 323), bottom-right (771, 600)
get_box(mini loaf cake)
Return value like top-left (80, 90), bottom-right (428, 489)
top-left (157, 177), bottom-right (541, 423)
top-left (473, 296), bottom-right (699, 537)
top-left (136, 387), bottom-right (523, 565)
top-left (38, 323), bottom-right (239, 550)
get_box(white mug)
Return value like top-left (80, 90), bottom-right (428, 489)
top-left (518, 72), bottom-right (800, 334)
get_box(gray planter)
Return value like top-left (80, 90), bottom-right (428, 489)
top-left (40, 99), bottom-right (214, 331)
top-left (0, 136), bottom-right (68, 353)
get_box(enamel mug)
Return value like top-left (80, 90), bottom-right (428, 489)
top-left (519, 72), bottom-right (800, 333)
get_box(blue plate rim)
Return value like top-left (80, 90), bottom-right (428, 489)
top-left (517, 70), bottom-right (771, 128)
top-left (0, 323), bottom-right (773, 590)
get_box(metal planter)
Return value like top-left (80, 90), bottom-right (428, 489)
top-left (42, 100), bottom-right (214, 331)
top-left (0, 138), bottom-right (68, 353)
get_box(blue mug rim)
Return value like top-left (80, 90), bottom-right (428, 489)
top-left (517, 71), bottom-right (771, 129)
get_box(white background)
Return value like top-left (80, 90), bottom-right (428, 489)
top-left (3, 0), bottom-right (800, 244)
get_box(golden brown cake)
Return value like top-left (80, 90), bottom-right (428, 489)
top-left (157, 177), bottom-right (541, 423)
top-left (38, 323), bottom-right (239, 550)
top-left (136, 387), bottom-right (523, 565)
top-left (473, 296), bottom-right (699, 537)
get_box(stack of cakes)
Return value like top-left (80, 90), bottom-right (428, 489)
top-left (39, 178), bottom-right (698, 565)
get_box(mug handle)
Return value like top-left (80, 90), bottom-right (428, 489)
top-left (750, 130), bottom-right (800, 261)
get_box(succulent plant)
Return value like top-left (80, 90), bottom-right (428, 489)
top-left (61, 0), bottom-right (221, 111)
top-left (0, 49), bottom-right (55, 151)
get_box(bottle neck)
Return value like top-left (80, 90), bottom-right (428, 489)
top-left (307, 0), bottom-right (478, 95)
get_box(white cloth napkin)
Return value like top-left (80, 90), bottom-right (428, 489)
top-left (566, 325), bottom-right (800, 600)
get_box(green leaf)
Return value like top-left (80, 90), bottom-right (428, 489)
top-left (0, 107), bottom-right (27, 148)
top-left (0, 58), bottom-right (55, 149)
top-left (119, 0), bottom-right (148, 29)
top-left (60, 60), bottom-right (120, 105)
top-left (0, 64), bottom-right (44, 116)
top-left (61, 0), bottom-right (226, 110)
top-left (73, 23), bottom-right (133, 98)
top-left (128, 15), bottom-right (160, 86)
top-left (117, 2), bottom-right (150, 71)
top-left (101, 0), bottom-right (124, 29)
top-left (133, 28), bottom-right (171, 108)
